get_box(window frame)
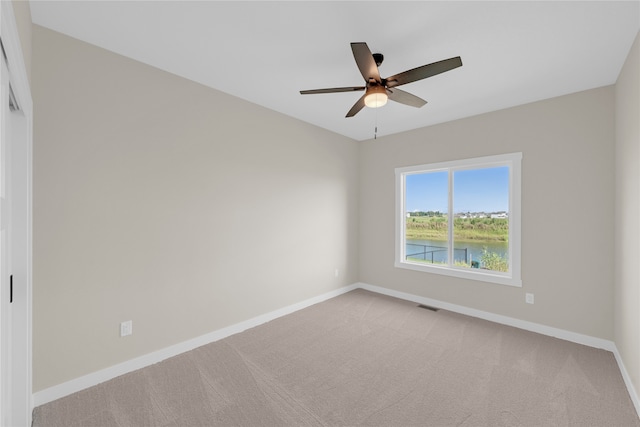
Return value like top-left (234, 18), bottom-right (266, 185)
top-left (395, 153), bottom-right (522, 287)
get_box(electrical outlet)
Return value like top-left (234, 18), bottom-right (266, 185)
top-left (120, 320), bottom-right (133, 337)
top-left (525, 293), bottom-right (534, 304)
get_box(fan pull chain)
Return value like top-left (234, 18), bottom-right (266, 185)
top-left (374, 107), bottom-right (379, 139)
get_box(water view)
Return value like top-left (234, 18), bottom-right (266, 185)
top-left (406, 239), bottom-right (508, 267)
top-left (403, 163), bottom-right (513, 272)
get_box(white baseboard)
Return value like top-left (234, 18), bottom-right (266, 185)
top-left (612, 345), bottom-right (640, 416)
top-left (356, 282), bottom-right (615, 351)
top-left (33, 283), bottom-right (359, 407)
top-left (356, 282), bottom-right (639, 417)
top-left (33, 281), bottom-right (639, 420)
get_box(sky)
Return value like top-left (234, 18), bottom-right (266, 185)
top-left (405, 166), bottom-right (509, 213)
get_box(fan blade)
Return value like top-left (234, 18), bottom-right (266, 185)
top-left (385, 56), bottom-right (462, 88)
top-left (387, 88), bottom-right (427, 108)
top-left (351, 42), bottom-right (381, 83)
top-left (346, 93), bottom-right (367, 118)
top-left (300, 86), bottom-right (365, 95)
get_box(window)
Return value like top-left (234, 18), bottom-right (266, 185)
top-left (395, 153), bottom-right (522, 287)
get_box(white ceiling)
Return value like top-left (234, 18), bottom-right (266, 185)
top-left (29, 1), bottom-right (640, 141)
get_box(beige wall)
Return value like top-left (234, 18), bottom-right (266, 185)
top-left (615, 31), bottom-right (640, 399)
top-left (359, 86), bottom-right (615, 339)
top-left (31, 20), bottom-right (636, 397)
top-left (32, 26), bottom-right (359, 392)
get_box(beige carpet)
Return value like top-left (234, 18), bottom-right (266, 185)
top-left (33, 289), bottom-right (639, 426)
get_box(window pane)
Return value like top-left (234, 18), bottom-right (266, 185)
top-left (405, 171), bottom-right (449, 265)
top-left (453, 167), bottom-right (509, 272)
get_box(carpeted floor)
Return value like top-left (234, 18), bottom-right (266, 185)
top-left (33, 289), bottom-right (640, 426)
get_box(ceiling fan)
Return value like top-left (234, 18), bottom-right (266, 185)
top-left (300, 42), bottom-right (462, 118)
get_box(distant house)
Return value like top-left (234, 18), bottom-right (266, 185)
top-left (491, 212), bottom-right (508, 219)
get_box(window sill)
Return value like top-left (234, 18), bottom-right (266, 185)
top-left (395, 260), bottom-right (522, 287)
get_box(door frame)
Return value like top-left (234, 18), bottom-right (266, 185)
top-left (0, 2), bottom-right (33, 426)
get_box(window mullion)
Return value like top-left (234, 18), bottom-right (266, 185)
top-left (448, 169), bottom-right (454, 266)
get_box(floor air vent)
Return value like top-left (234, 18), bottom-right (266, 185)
top-left (417, 304), bottom-right (439, 312)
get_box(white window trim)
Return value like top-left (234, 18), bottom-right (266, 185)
top-left (395, 153), bottom-right (522, 287)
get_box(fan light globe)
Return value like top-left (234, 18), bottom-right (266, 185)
top-left (364, 86), bottom-right (388, 108)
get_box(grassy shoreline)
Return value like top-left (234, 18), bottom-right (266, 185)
top-left (405, 216), bottom-right (508, 243)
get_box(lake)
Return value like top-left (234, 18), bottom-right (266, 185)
top-left (406, 239), bottom-right (508, 266)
